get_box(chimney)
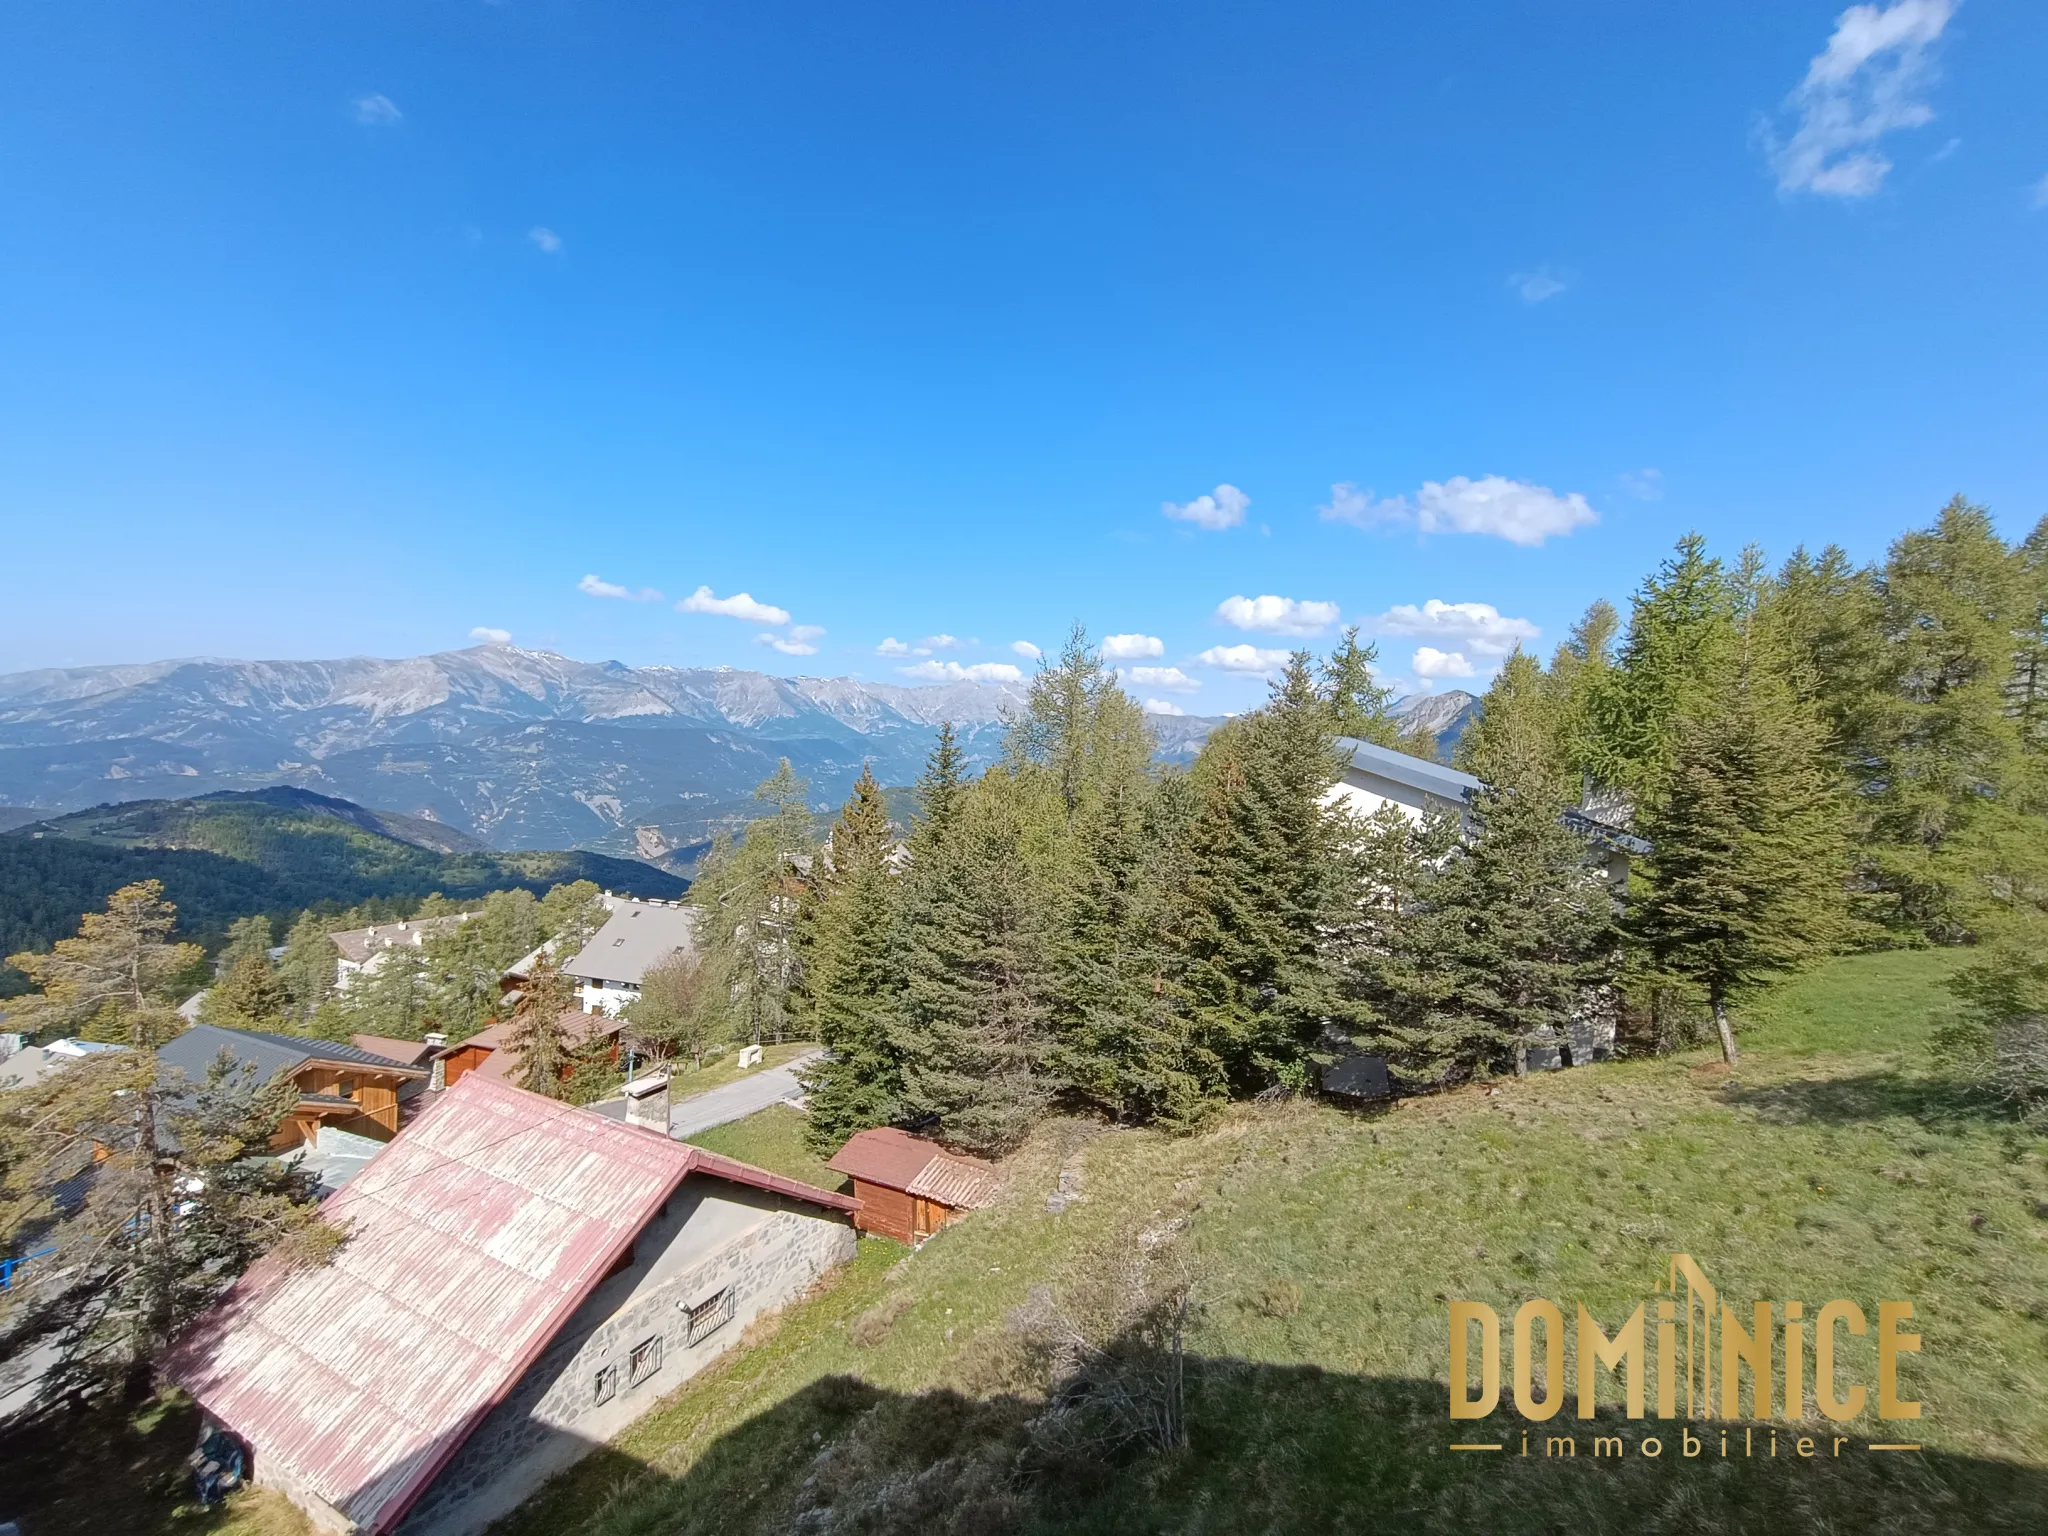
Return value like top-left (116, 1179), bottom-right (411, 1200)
top-left (623, 1070), bottom-right (671, 1137)
top-left (424, 1032), bottom-right (449, 1091)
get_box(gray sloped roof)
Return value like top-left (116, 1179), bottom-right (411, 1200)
top-left (1336, 737), bottom-right (1482, 802)
top-left (561, 899), bottom-right (699, 986)
top-left (156, 1024), bottom-right (427, 1086)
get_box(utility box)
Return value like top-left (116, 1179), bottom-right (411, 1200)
top-left (737, 1044), bottom-right (763, 1069)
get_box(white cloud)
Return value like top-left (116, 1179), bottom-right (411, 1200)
top-left (1767, 0), bottom-right (1956, 198)
top-left (876, 638), bottom-right (913, 657)
top-left (1010, 640), bottom-right (1042, 659)
top-left (1510, 269), bottom-right (1567, 303)
top-left (757, 626), bottom-right (823, 657)
top-left (578, 573), bottom-right (663, 601)
top-left (1124, 666), bottom-right (1200, 693)
top-left (1368, 599), bottom-right (1540, 658)
top-left (919, 633), bottom-right (961, 652)
top-left (529, 226), bottom-right (564, 254)
top-left (678, 586), bottom-right (791, 625)
top-left (1101, 633), bottom-right (1165, 660)
top-left (1162, 483), bottom-right (1249, 531)
top-left (1413, 647), bottom-right (1477, 680)
top-left (352, 93), bottom-right (402, 126)
top-left (1322, 475), bottom-right (1596, 547)
top-left (1215, 594), bottom-right (1340, 636)
top-left (2033, 173), bottom-right (2048, 210)
top-left (469, 626), bottom-right (512, 644)
top-left (1619, 468), bottom-right (1665, 501)
top-left (1142, 698), bottom-right (1187, 716)
top-left (1196, 643), bottom-right (1293, 675)
top-left (898, 660), bottom-right (1024, 684)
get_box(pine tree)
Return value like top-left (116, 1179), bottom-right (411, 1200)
top-left (2014, 517), bottom-right (2048, 756)
top-left (687, 760), bottom-right (816, 1047)
top-left (1360, 654), bottom-right (1617, 1084)
top-left (2, 884), bottom-right (330, 1392)
top-left (213, 914), bottom-right (275, 980)
top-left (1549, 599), bottom-right (1619, 780)
top-left (1584, 534), bottom-right (1740, 797)
top-left (1630, 631), bottom-right (1851, 1067)
top-left (796, 765), bottom-right (909, 1152)
top-left (506, 949), bottom-right (576, 1098)
top-left (203, 953), bottom-right (290, 1028)
top-left (276, 910), bottom-right (335, 1022)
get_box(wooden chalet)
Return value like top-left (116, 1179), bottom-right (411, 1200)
top-left (825, 1127), bottom-right (1000, 1244)
top-left (156, 1024), bottom-right (428, 1150)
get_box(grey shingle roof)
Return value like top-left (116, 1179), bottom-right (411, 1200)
top-left (155, 1024), bottom-right (427, 1087)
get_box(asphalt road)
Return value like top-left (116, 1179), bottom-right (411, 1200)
top-left (591, 1049), bottom-right (822, 1139)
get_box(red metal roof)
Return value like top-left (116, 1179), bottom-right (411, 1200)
top-left (166, 1073), bottom-right (855, 1535)
top-left (826, 1127), bottom-right (999, 1210)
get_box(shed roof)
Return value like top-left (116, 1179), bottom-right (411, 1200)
top-left (1336, 737), bottom-right (1482, 803)
top-left (560, 899), bottom-right (698, 987)
top-left (327, 915), bottom-right (471, 965)
top-left (156, 1024), bottom-right (427, 1087)
top-left (826, 1127), bottom-right (1000, 1211)
top-left (349, 1035), bottom-right (440, 1068)
top-left (166, 1072), bottom-right (855, 1536)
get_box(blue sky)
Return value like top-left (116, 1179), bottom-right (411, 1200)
top-left (2, 1), bottom-right (2044, 714)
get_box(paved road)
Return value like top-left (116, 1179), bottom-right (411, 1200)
top-left (591, 1049), bottom-right (822, 1139)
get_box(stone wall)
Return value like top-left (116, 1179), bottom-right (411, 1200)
top-left (393, 1185), bottom-right (854, 1536)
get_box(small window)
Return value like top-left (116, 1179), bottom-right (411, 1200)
top-left (613, 937), bottom-right (627, 947)
top-left (593, 1363), bottom-right (617, 1405)
top-left (628, 1335), bottom-right (663, 1387)
top-left (683, 1288), bottom-right (735, 1347)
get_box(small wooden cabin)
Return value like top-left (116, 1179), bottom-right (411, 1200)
top-left (825, 1127), bottom-right (1000, 1244)
top-left (156, 1025), bottom-right (429, 1149)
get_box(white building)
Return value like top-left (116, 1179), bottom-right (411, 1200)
top-left (328, 914), bottom-right (474, 993)
top-left (560, 896), bottom-right (700, 1016)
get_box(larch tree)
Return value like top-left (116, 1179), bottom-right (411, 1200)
top-left (505, 948), bottom-right (577, 1098)
top-left (1322, 626), bottom-right (1401, 748)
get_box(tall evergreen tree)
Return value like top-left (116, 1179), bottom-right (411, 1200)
top-left (894, 767), bottom-right (1060, 1154)
top-left (1359, 654), bottom-right (1616, 1083)
top-left (1629, 630), bottom-right (1851, 1067)
top-left (1868, 497), bottom-right (2026, 937)
top-left (1584, 534), bottom-right (1740, 796)
top-left (796, 765), bottom-right (909, 1152)
top-left (687, 760), bottom-right (816, 1046)
top-left (202, 953), bottom-right (290, 1028)
top-left (505, 949), bottom-right (576, 1098)
top-left (1177, 654), bottom-right (1354, 1093)
top-left (276, 910), bottom-right (335, 1023)
top-left (1321, 626), bottom-right (1400, 748)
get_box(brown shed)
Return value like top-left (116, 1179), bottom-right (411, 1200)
top-left (826, 1127), bottom-right (1000, 1244)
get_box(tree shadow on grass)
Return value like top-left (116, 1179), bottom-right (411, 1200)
top-left (492, 1357), bottom-right (2048, 1536)
top-left (1722, 1071), bottom-right (2002, 1130)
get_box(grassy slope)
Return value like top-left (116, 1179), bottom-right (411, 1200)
top-left (500, 951), bottom-right (2048, 1536)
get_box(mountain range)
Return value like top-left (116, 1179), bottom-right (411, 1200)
top-left (0, 646), bottom-right (1476, 868)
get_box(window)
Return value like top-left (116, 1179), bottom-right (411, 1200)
top-left (627, 1334), bottom-right (663, 1387)
top-left (593, 1363), bottom-right (617, 1405)
top-left (683, 1287), bottom-right (735, 1347)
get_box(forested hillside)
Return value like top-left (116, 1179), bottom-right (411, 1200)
top-left (0, 787), bottom-right (684, 993)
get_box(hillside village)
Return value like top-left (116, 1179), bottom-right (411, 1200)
top-left (3, 509), bottom-right (2048, 1535)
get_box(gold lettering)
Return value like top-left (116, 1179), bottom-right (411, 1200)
top-left (1815, 1301), bottom-right (1867, 1422)
top-left (1545, 1436), bottom-right (1576, 1457)
top-left (1784, 1301), bottom-right (1805, 1421)
top-left (1797, 1436), bottom-right (1814, 1457)
top-left (1514, 1300), bottom-right (1566, 1421)
top-left (1577, 1303), bottom-right (1646, 1419)
top-left (1682, 1426), bottom-right (1701, 1457)
top-left (1657, 1299), bottom-right (1678, 1419)
top-left (1719, 1301), bottom-right (1773, 1419)
top-left (1878, 1302), bottom-right (1921, 1420)
top-left (1449, 1301), bottom-right (1499, 1419)
top-left (1593, 1436), bottom-right (1624, 1457)
top-left (1641, 1436), bottom-right (1663, 1457)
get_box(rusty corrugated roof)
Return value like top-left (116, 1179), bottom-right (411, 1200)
top-left (826, 1127), bottom-right (999, 1210)
top-left (166, 1072), bottom-right (855, 1535)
